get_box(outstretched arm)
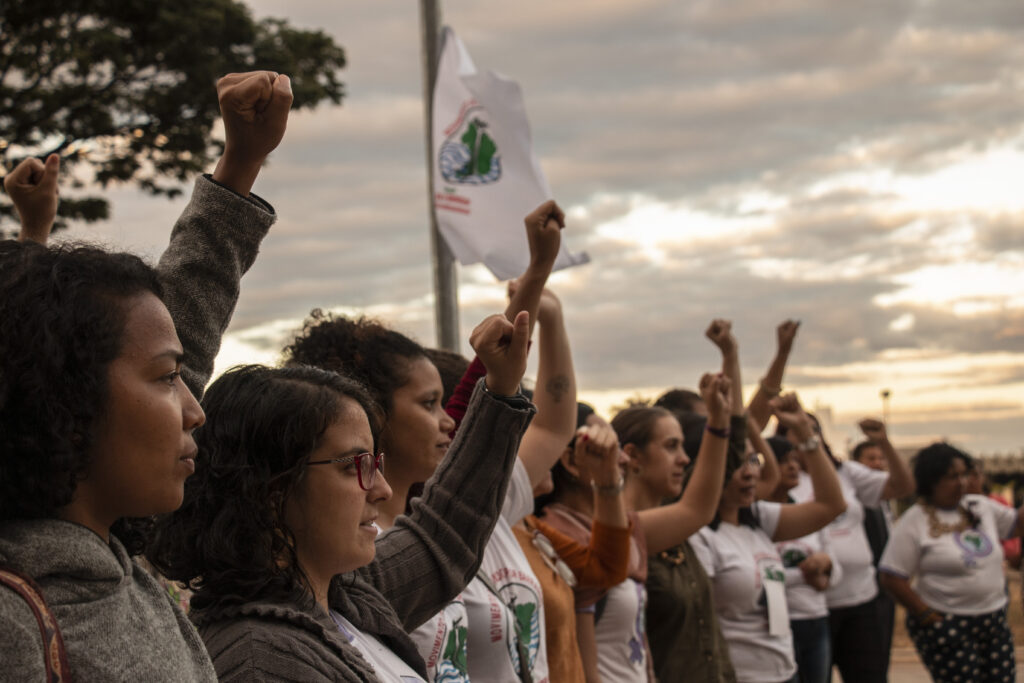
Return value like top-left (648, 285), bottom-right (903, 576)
top-left (637, 372), bottom-right (732, 554)
top-left (859, 419), bottom-right (915, 500)
top-left (5, 153), bottom-right (60, 244)
top-left (748, 320), bottom-right (800, 430)
top-left (516, 289), bottom-right (578, 490)
top-left (156, 71), bottom-right (291, 397)
top-left (772, 394), bottom-right (846, 541)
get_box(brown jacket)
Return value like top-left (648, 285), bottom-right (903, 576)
top-left (192, 382), bottom-right (536, 682)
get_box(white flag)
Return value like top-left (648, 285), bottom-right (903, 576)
top-left (431, 27), bottom-right (589, 281)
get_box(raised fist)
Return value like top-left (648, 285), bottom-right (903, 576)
top-left (469, 311), bottom-right (530, 396)
top-left (4, 154), bottom-right (60, 244)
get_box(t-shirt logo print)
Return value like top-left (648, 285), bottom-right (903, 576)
top-left (437, 616), bottom-right (469, 682)
top-left (500, 582), bottom-right (541, 675)
top-left (953, 529), bottom-right (993, 568)
top-left (628, 580), bottom-right (646, 665)
top-left (439, 105), bottom-right (502, 186)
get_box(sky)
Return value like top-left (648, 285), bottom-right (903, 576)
top-left (57, 0), bottom-right (1024, 456)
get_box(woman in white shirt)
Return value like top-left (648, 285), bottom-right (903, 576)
top-left (782, 416), bottom-right (914, 681)
top-left (765, 436), bottom-right (842, 683)
top-left (692, 395), bottom-right (845, 683)
top-left (879, 443), bottom-right (1023, 683)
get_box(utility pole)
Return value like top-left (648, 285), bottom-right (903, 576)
top-left (420, 0), bottom-right (460, 351)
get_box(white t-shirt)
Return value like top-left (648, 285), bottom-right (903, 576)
top-left (692, 501), bottom-right (796, 683)
top-left (790, 460), bottom-right (887, 608)
top-left (775, 527), bottom-right (843, 620)
top-left (330, 611), bottom-right (426, 682)
top-left (593, 578), bottom-right (648, 682)
top-left (462, 459), bottom-right (549, 683)
top-left (879, 494), bottom-right (1019, 616)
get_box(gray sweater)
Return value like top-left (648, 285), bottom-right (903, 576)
top-left (0, 175), bottom-right (275, 681)
top-left (193, 381), bottom-right (536, 682)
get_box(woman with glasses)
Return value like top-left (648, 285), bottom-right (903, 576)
top-left (284, 204), bottom-right (576, 683)
top-left (691, 395), bottom-right (845, 683)
top-left (148, 312), bottom-right (534, 681)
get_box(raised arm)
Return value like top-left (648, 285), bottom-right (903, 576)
top-left (772, 394), bottom-right (846, 542)
top-left (365, 313), bottom-right (536, 629)
top-left (505, 200), bottom-right (564, 335)
top-left (749, 414), bottom-right (780, 499)
top-left (443, 201), bottom-right (564, 426)
top-left (748, 320), bottom-right (800, 430)
top-left (637, 372), bottom-right (732, 554)
top-left (5, 153), bottom-right (60, 244)
top-left (156, 71), bottom-right (291, 397)
top-left (705, 319), bottom-right (743, 418)
top-left (859, 418), bottom-right (915, 500)
top-left (516, 289), bottom-right (578, 489)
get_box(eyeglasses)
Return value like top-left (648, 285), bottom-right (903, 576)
top-left (306, 452), bottom-right (385, 491)
top-left (530, 530), bottom-right (577, 588)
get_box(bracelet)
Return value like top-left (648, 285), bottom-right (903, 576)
top-left (705, 424), bottom-right (730, 439)
top-left (759, 378), bottom-right (782, 397)
top-left (591, 476), bottom-right (625, 496)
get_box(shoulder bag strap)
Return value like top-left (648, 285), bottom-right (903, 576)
top-left (0, 567), bottom-right (73, 682)
top-left (476, 572), bottom-right (534, 683)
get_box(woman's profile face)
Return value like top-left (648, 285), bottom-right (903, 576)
top-left (382, 356), bottom-right (456, 483)
top-left (285, 398), bottom-right (392, 577)
top-left (635, 416), bottom-right (689, 500)
top-left (80, 293), bottom-right (205, 524)
top-left (931, 457), bottom-right (968, 508)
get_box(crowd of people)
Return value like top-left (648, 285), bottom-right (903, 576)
top-left (1, 70), bottom-right (1021, 683)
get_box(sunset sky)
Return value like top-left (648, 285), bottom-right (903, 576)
top-left (58, 0), bottom-right (1024, 455)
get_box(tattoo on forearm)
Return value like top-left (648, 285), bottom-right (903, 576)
top-left (546, 374), bottom-right (570, 403)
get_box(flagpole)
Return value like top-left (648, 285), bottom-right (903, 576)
top-left (420, 0), bottom-right (460, 352)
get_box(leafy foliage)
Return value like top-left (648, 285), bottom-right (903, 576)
top-left (0, 0), bottom-right (345, 233)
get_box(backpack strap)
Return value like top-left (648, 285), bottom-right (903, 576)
top-left (0, 566), bottom-right (72, 682)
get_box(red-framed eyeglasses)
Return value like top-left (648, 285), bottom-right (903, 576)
top-left (306, 452), bottom-right (385, 491)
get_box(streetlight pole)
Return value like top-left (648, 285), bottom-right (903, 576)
top-left (419, 0), bottom-right (460, 351)
top-left (880, 389), bottom-right (892, 425)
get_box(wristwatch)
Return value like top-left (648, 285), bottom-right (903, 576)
top-left (796, 435), bottom-right (820, 452)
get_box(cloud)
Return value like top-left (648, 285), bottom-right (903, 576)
top-left (48, 0), bottom-right (1024, 454)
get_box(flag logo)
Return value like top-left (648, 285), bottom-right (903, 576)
top-left (439, 104), bottom-right (502, 185)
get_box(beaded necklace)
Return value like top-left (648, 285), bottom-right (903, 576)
top-left (923, 503), bottom-right (971, 538)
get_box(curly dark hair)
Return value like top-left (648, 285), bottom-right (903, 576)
top-left (283, 310), bottom-right (428, 417)
top-left (914, 442), bottom-right (974, 501)
top-left (0, 240), bottom-right (162, 524)
top-left (147, 364), bottom-right (381, 612)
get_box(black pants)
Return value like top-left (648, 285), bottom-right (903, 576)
top-left (828, 593), bottom-right (890, 683)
